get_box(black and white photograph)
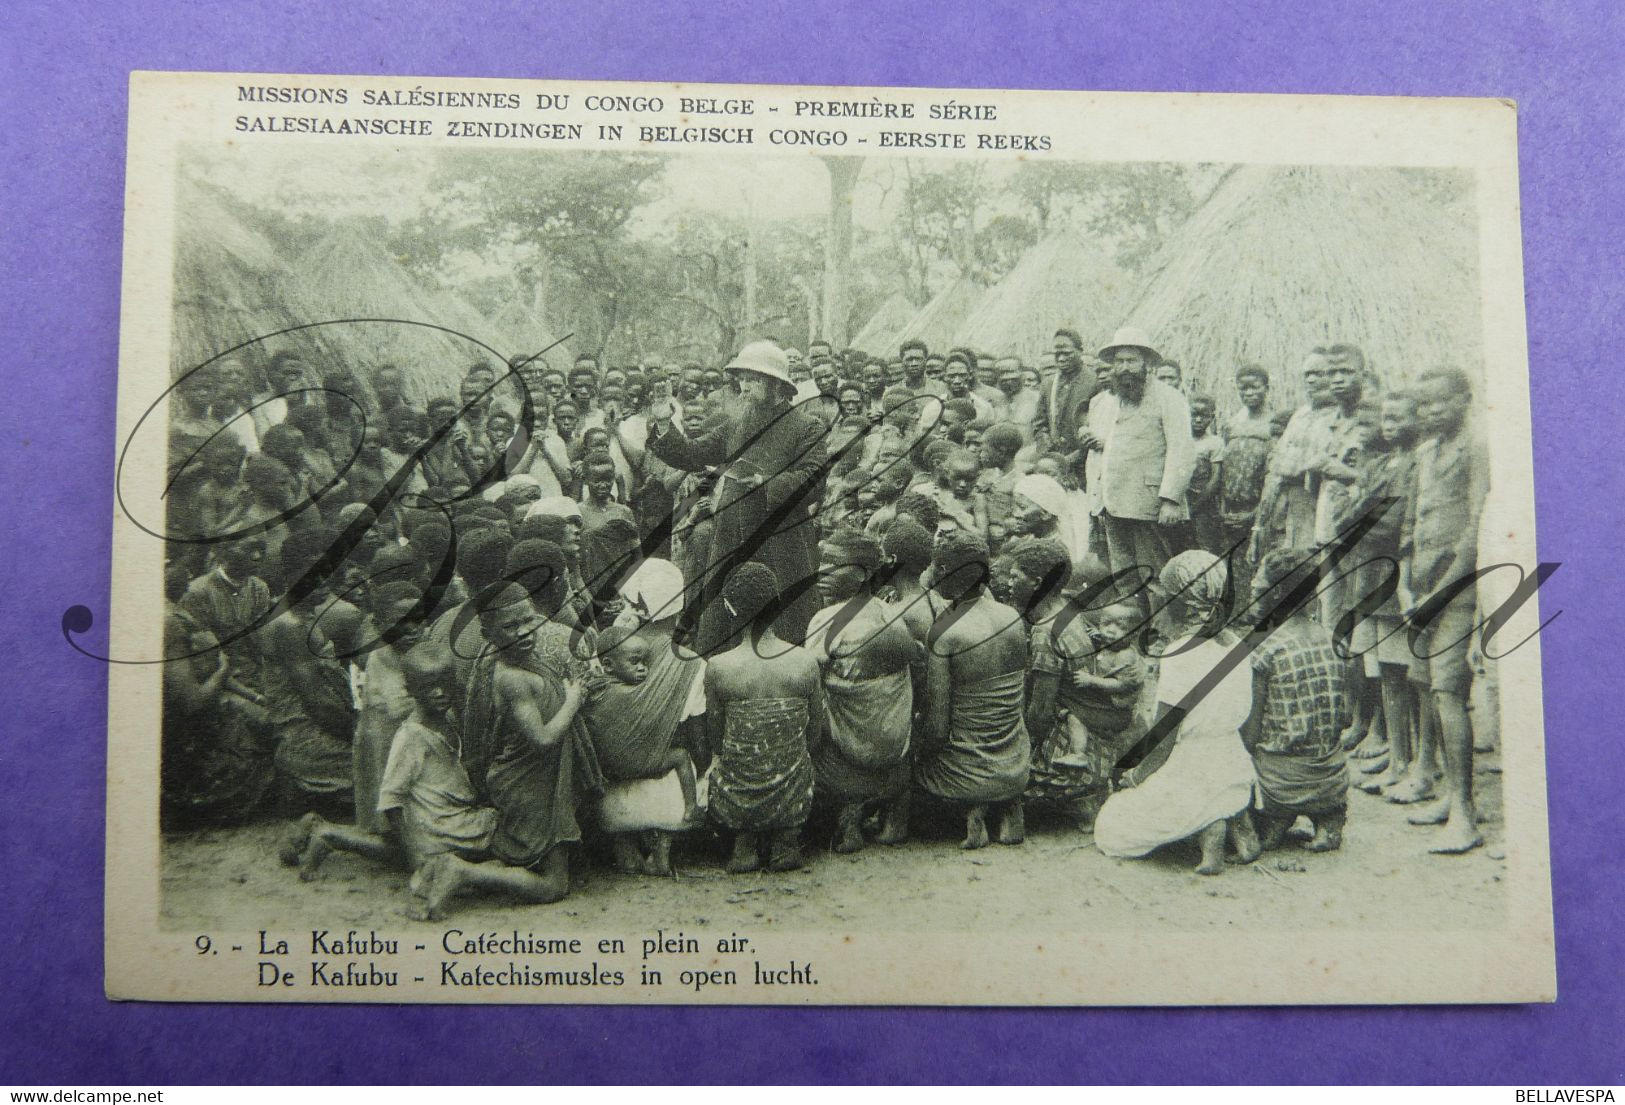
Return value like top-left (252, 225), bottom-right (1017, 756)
top-left (105, 73), bottom-right (1553, 1004)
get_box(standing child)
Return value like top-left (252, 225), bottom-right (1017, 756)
top-left (576, 450), bottom-right (635, 532)
top-left (1315, 397), bottom-right (1386, 757)
top-left (1396, 367), bottom-right (1489, 854)
top-left (1338, 392), bottom-right (1420, 795)
top-left (975, 423), bottom-right (1027, 547)
top-left (1243, 548), bottom-right (1352, 852)
top-left (1186, 395), bottom-right (1225, 554)
top-left (938, 447), bottom-right (988, 540)
top-left (1217, 366), bottom-right (1274, 612)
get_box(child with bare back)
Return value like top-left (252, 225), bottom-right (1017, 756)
top-left (1394, 368), bottom-right (1489, 854)
top-left (285, 644), bottom-right (497, 891)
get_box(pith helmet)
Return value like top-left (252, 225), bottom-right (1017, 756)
top-left (725, 341), bottom-right (795, 389)
top-left (1098, 327), bottom-right (1163, 365)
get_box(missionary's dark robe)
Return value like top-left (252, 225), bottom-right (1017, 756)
top-left (647, 403), bottom-right (827, 651)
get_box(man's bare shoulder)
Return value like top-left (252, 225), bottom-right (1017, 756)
top-left (927, 604), bottom-right (982, 653)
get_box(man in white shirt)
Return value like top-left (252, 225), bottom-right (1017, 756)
top-left (1080, 328), bottom-right (1195, 603)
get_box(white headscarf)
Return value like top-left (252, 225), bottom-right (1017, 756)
top-left (1014, 473), bottom-right (1091, 566)
top-left (616, 557), bottom-right (687, 625)
top-left (481, 472), bottom-right (540, 504)
top-left (524, 495), bottom-right (583, 521)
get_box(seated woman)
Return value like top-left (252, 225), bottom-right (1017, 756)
top-left (913, 531), bottom-right (1032, 850)
top-left (219, 453), bottom-right (304, 594)
top-left (162, 553), bottom-right (274, 829)
top-left (1243, 548), bottom-right (1352, 852)
top-left (582, 618), bottom-right (707, 877)
top-left (167, 434), bottom-right (247, 544)
top-left (263, 532), bottom-right (356, 817)
top-left (705, 563), bottom-right (822, 874)
top-left (999, 539), bottom-right (1144, 829)
top-left (806, 529), bottom-right (918, 853)
top-left (1094, 551), bottom-right (1260, 875)
top-left (350, 581), bottom-right (425, 837)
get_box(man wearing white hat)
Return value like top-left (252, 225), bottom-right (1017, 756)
top-left (644, 340), bottom-right (828, 648)
top-left (1079, 327), bottom-right (1195, 601)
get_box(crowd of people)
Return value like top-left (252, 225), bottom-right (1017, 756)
top-left (161, 321), bottom-right (1496, 921)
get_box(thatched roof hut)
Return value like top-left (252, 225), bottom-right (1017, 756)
top-left (489, 291), bottom-right (574, 372)
top-left (850, 291), bottom-right (921, 356)
top-left (290, 224), bottom-right (504, 402)
top-left (959, 231), bottom-right (1133, 364)
top-left (1118, 164), bottom-right (1482, 409)
top-left (168, 180), bottom-right (335, 385)
top-left (892, 276), bottom-right (986, 354)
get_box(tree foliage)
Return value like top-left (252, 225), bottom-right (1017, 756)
top-left (1079, 163), bottom-right (1203, 272)
top-left (215, 148), bottom-right (1216, 365)
top-left (421, 150), bottom-right (668, 356)
top-left (901, 162), bottom-right (988, 278)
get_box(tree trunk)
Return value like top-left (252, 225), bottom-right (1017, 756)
top-left (791, 275), bottom-right (820, 350)
top-left (819, 156), bottom-right (864, 348)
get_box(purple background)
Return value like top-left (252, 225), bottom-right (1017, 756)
top-left (2, 0), bottom-right (1620, 1084)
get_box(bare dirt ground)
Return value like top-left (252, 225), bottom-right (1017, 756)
top-left (160, 751), bottom-right (1508, 936)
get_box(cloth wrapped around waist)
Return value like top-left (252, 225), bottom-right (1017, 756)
top-left (915, 669), bottom-right (1031, 803)
top-left (709, 697), bottom-right (814, 832)
top-left (1252, 744), bottom-right (1348, 816)
top-left (823, 665), bottom-right (912, 769)
top-left (465, 649), bottom-right (606, 868)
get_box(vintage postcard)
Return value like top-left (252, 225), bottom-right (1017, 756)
top-left (104, 71), bottom-right (1554, 1004)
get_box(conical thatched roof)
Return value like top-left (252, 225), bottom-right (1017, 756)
top-left (1118, 165), bottom-right (1481, 409)
top-left (850, 291), bottom-right (921, 356)
top-left (168, 179), bottom-right (334, 384)
top-left (959, 231), bottom-right (1133, 363)
top-left (893, 276), bottom-right (986, 354)
top-left (490, 292), bottom-right (574, 372)
top-left (290, 223), bottom-right (503, 401)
